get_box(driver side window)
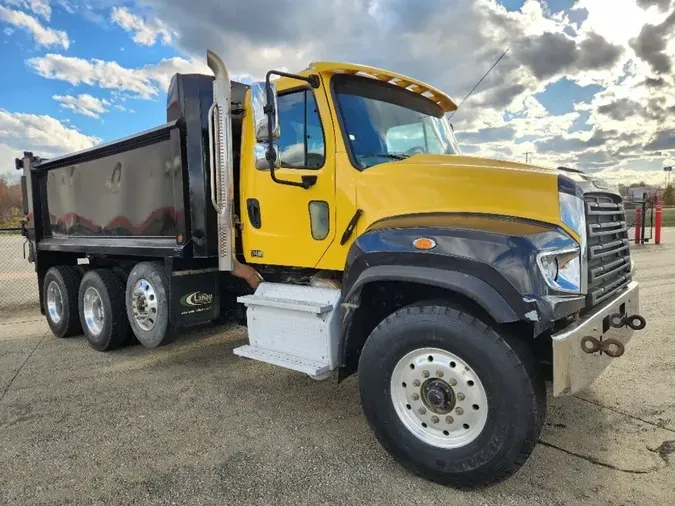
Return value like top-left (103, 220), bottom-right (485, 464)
top-left (277, 90), bottom-right (325, 169)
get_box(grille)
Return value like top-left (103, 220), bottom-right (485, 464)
top-left (585, 193), bottom-right (631, 307)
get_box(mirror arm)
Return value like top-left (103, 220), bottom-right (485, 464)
top-left (264, 70), bottom-right (320, 190)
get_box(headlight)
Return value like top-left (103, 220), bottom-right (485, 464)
top-left (537, 248), bottom-right (581, 293)
top-left (559, 191), bottom-right (585, 238)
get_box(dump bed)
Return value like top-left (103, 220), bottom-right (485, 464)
top-left (19, 74), bottom-right (249, 260)
top-left (23, 120), bottom-right (188, 257)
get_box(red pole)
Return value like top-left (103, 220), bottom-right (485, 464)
top-left (655, 194), bottom-right (662, 245)
top-left (634, 207), bottom-right (642, 245)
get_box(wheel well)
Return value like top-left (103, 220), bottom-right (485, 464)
top-left (340, 280), bottom-right (536, 379)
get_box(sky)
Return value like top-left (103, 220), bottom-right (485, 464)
top-left (0, 0), bottom-right (674, 187)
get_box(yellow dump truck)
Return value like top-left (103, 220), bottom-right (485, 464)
top-left (16, 50), bottom-right (645, 488)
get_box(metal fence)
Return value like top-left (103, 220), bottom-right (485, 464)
top-left (0, 228), bottom-right (39, 310)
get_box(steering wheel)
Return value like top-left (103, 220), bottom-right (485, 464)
top-left (405, 146), bottom-right (426, 155)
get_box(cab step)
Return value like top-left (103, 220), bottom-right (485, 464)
top-left (234, 282), bottom-right (342, 379)
top-left (233, 345), bottom-right (332, 377)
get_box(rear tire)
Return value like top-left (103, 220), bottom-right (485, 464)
top-left (78, 269), bottom-right (131, 351)
top-left (43, 266), bottom-right (82, 338)
top-left (358, 303), bottom-right (545, 489)
top-left (125, 262), bottom-right (172, 348)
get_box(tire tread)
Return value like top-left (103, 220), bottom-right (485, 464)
top-left (359, 301), bottom-right (546, 489)
top-left (79, 269), bottom-right (131, 351)
top-left (44, 265), bottom-right (82, 338)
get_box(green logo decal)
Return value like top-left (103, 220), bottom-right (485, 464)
top-left (180, 291), bottom-right (214, 307)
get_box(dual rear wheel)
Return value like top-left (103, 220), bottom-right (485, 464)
top-left (43, 262), bottom-right (172, 351)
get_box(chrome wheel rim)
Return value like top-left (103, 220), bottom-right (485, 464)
top-left (83, 286), bottom-right (105, 336)
top-left (131, 278), bottom-right (158, 331)
top-left (46, 281), bottom-right (63, 324)
top-left (390, 347), bottom-right (489, 449)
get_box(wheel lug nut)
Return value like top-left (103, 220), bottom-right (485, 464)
top-left (448, 378), bottom-right (457, 387)
top-left (431, 416), bottom-right (439, 424)
top-left (412, 393), bottom-right (420, 401)
top-left (412, 379), bottom-right (421, 387)
top-left (436, 370), bottom-right (443, 378)
top-left (455, 407), bottom-right (464, 416)
top-left (418, 407), bottom-right (427, 415)
top-left (445, 415), bottom-right (454, 424)
top-left (457, 393), bottom-right (465, 401)
top-left (422, 370), bottom-right (430, 378)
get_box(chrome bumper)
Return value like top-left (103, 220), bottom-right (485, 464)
top-left (551, 281), bottom-right (639, 397)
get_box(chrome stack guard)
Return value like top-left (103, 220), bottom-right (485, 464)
top-left (551, 281), bottom-right (640, 397)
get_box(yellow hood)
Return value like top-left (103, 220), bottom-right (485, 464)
top-left (355, 154), bottom-right (566, 234)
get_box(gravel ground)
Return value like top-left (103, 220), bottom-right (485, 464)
top-left (1, 232), bottom-right (674, 505)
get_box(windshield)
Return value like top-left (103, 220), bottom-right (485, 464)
top-left (333, 76), bottom-right (461, 169)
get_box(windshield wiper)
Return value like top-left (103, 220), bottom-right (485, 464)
top-left (358, 153), bottom-right (409, 160)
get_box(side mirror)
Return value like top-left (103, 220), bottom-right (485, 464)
top-left (251, 81), bottom-right (279, 142)
top-left (254, 143), bottom-right (281, 170)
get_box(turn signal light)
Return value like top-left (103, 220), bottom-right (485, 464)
top-left (413, 237), bottom-right (437, 250)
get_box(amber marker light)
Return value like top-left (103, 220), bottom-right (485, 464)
top-left (412, 237), bottom-right (437, 250)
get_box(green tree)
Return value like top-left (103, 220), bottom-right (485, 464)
top-left (663, 184), bottom-right (675, 206)
top-left (0, 175), bottom-right (24, 228)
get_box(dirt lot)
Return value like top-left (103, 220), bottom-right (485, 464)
top-left (1, 232), bottom-right (675, 505)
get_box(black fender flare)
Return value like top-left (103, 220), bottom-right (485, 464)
top-left (343, 264), bottom-right (520, 323)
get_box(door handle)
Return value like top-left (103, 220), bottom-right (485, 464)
top-left (247, 199), bottom-right (262, 229)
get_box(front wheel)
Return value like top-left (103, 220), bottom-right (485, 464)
top-left (358, 303), bottom-right (545, 489)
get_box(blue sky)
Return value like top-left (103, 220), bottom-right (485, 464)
top-left (1, 0), bottom-right (674, 186)
top-left (0, 2), bottom-right (175, 141)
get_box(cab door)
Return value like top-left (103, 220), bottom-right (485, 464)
top-left (241, 80), bottom-right (337, 268)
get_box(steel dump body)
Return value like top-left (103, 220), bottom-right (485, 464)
top-left (33, 122), bottom-right (186, 256)
top-left (23, 75), bottom-right (248, 260)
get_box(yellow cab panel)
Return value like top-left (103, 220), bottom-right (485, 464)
top-left (239, 63), bottom-right (577, 272)
top-left (239, 74), bottom-right (339, 268)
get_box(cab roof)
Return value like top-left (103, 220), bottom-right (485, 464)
top-left (307, 61), bottom-right (457, 113)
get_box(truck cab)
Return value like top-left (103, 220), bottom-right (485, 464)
top-left (15, 50), bottom-right (646, 489)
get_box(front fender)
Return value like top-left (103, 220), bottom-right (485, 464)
top-left (344, 263), bottom-right (522, 323)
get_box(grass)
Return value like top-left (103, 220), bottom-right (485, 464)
top-left (662, 207), bottom-right (675, 227)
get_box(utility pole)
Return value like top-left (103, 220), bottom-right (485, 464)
top-left (525, 152), bottom-right (533, 164)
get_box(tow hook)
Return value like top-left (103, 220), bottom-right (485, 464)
top-left (581, 336), bottom-right (625, 357)
top-left (609, 313), bottom-right (646, 330)
top-left (580, 313), bottom-right (646, 357)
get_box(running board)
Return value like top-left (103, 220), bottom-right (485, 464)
top-left (233, 345), bottom-right (331, 378)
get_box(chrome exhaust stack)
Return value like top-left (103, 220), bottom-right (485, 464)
top-left (207, 50), bottom-right (235, 272)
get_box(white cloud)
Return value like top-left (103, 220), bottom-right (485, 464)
top-left (2, 0), bottom-right (51, 21)
top-left (11, 0), bottom-right (675, 185)
top-left (53, 93), bottom-right (110, 118)
top-left (591, 167), bottom-right (670, 186)
top-left (111, 6), bottom-right (172, 46)
top-left (0, 109), bottom-right (101, 175)
top-left (54, 0), bottom-right (74, 15)
top-left (0, 5), bottom-right (69, 49)
top-left (113, 104), bottom-right (135, 113)
top-left (27, 53), bottom-right (210, 98)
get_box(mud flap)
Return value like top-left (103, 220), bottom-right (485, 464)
top-left (170, 269), bottom-right (220, 327)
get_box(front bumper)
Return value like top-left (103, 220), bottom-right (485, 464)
top-left (551, 281), bottom-right (640, 397)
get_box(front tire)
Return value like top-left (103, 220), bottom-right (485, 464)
top-left (358, 303), bottom-right (545, 489)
